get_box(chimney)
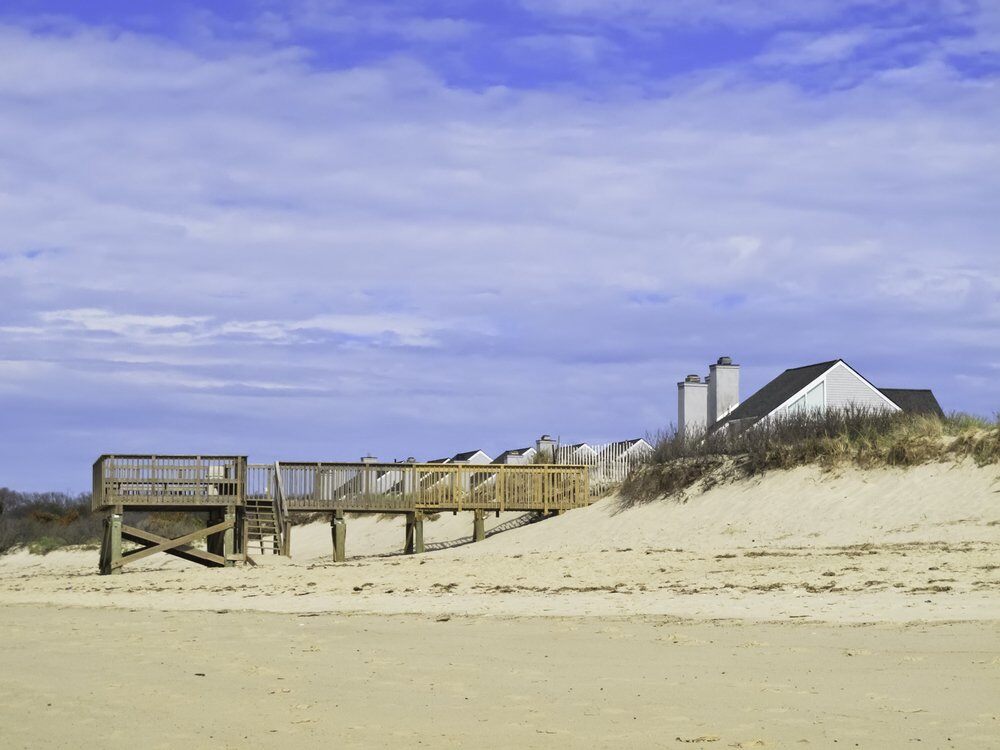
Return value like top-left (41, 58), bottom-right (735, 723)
top-left (677, 374), bottom-right (708, 440)
top-left (707, 356), bottom-right (740, 425)
top-left (535, 434), bottom-right (557, 462)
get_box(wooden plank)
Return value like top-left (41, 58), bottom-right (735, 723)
top-left (117, 521), bottom-right (232, 568)
top-left (120, 526), bottom-right (227, 568)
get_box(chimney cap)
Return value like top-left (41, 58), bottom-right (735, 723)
top-left (716, 356), bottom-right (734, 366)
top-left (684, 374), bottom-right (701, 383)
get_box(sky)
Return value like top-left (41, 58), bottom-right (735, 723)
top-left (1, 1), bottom-right (998, 491)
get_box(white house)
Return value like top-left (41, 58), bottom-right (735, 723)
top-left (448, 449), bottom-right (492, 465)
top-left (492, 447), bottom-right (537, 465)
top-left (556, 443), bottom-right (600, 464)
top-left (681, 357), bottom-right (944, 436)
top-left (598, 438), bottom-right (653, 461)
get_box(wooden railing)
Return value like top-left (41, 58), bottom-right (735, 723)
top-left (247, 462), bottom-right (590, 513)
top-left (94, 456), bottom-right (590, 513)
top-left (93, 455), bottom-right (247, 510)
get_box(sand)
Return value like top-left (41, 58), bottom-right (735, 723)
top-left (1, 461), bottom-right (998, 747)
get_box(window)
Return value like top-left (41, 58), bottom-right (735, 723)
top-left (785, 381), bottom-right (825, 416)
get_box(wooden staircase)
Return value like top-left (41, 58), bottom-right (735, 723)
top-left (244, 462), bottom-right (288, 557)
top-left (244, 496), bottom-right (283, 555)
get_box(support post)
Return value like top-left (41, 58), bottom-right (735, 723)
top-left (405, 511), bottom-right (425, 554)
top-left (282, 520), bottom-right (292, 557)
top-left (331, 510), bottom-right (346, 563)
top-left (223, 506), bottom-right (236, 565)
top-left (206, 508), bottom-right (224, 558)
top-left (99, 511), bottom-right (122, 575)
top-left (473, 508), bottom-right (485, 543)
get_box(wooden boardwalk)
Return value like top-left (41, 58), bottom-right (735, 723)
top-left (93, 455), bottom-right (590, 573)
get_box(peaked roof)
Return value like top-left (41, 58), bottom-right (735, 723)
top-left (878, 388), bottom-right (945, 418)
top-left (451, 449), bottom-right (487, 462)
top-left (492, 447), bottom-right (534, 463)
top-left (598, 438), bottom-right (652, 455)
top-left (713, 360), bottom-right (840, 430)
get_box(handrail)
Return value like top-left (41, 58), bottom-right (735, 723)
top-left (272, 461), bottom-right (288, 554)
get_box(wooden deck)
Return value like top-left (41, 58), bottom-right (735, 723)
top-left (92, 455), bottom-right (591, 572)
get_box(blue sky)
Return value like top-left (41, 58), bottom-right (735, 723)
top-left (1, 1), bottom-right (998, 490)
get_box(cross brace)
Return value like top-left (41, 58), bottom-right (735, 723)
top-left (115, 520), bottom-right (234, 570)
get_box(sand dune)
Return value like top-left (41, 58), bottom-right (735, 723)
top-left (1, 461), bottom-right (996, 622)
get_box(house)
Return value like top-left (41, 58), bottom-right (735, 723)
top-left (449, 449), bottom-right (492, 465)
top-left (556, 443), bottom-right (599, 464)
top-left (598, 438), bottom-right (653, 462)
top-left (678, 356), bottom-right (944, 438)
top-left (493, 447), bottom-right (537, 465)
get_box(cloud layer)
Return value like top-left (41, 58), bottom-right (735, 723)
top-left (0, 3), bottom-right (997, 489)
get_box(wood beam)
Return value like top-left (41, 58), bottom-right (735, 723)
top-left (117, 521), bottom-right (232, 569)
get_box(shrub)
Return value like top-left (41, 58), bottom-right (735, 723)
top-left (28, 536), bottom-right (66, 555)
top-left (620, 408), bottom-right (999, 507)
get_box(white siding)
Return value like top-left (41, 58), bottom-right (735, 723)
top-left (825, 363), bottom-right (897, 412)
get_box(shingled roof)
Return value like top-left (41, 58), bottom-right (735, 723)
top-left (492, 447), bottom-right (534, 463)
top-left (451, 449), bottom-right (487, 462)
top-left (878, 388), bottom-right (945, 418)
top-left (711, 360), bottom-right (840, 430)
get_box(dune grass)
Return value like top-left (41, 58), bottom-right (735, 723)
top-left (620, 409), bottom-right (999, 507)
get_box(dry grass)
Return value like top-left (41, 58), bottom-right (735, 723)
top-left (621, 409), bottom-right (999, 507)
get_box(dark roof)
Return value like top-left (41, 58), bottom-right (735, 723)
top-left (492, 447), bottom-right (533, 463)
top-left (879, 388), bottom-right (945, 418)
top-left (598, 438), bottom-right (651, 455)
top-left (712, 360), bottom-right (840, 430)
top-left (427, 457), bottom-right (450, 464)
top-left (451, 449), bottom-right (486, 461)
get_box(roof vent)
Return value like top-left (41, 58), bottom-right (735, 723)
top-left (717, 356), bottom-right (732, 366)
top-left (685, 374), bottom-right (701, 383)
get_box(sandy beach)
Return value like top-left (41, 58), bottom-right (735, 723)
top-left (2, 462), bottom-right (998, 747)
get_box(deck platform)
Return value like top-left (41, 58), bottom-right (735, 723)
top-left (92, 455), bottom-right (590, 572)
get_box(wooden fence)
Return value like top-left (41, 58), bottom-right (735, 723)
top-left (554, 441), bottom-right (652, 495)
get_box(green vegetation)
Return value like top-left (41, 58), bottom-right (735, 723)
top-left (0, 488), bottom-right (205, 555)
top-left (620, 409), bottom-right (1000, 507)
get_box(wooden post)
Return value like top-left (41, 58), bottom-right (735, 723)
top-left (99, 511), bottom-right (122, 575)
top-left (404, 511), bottom-right (425, 554)
top-left (282, 520), bottom-right (292, 557)
top-left (473, 509), bottom-right (485, 543)
top-left (207, 508), bottom-right (224, 557)
top-left (331, 509), bottom-right (346, 562)
top-left (405, 512), bottom-right (415, 554)
top-left (240, 506), bottom-right (249, 558)
top-left (223, 506), bottom-right (236, 565)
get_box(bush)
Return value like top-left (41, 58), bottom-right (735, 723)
top-left (0, 489), bottom-right (102, 554)
top-left (28, 536), bottom-right (68, 555)
top-left (0, 489), bottom-right (210, 555)
top-left (621, 408), bottom-right (999, 507)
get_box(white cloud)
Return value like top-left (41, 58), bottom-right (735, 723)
top-left (0, 12), bottom-right (997, 487)
top-left (19, 309), bottom-right (446, 348)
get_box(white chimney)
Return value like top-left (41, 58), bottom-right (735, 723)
top-left (707, 356), bottom-right (740, 425)
top-left (535, 434), bottom-right (557, 462)
top-left (677, 374), bottom-right (708, 440)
